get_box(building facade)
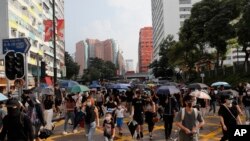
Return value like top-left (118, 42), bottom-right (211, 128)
top-left (138, 27), bottom-right (153, 73)
top-left (0, 0), bottom-right (65, 90)
top-left (125, 59), bottom-right (134, 72)
top-left (151, 0), bottom-right (201, 60)
top-left (75, 38), bottom-right (125, 77)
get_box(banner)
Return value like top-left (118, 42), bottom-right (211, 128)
top-left (43, 20), bottom-right (53, 42)
top-left (57, 19), bottom-right (64, 41)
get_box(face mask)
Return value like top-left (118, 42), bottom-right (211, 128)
top-left (226, 99), bottom-right (233, 107)
top-left (87, 102), bottom-right (91, 106)
top-left (105, 116), bottom-right (111, 122)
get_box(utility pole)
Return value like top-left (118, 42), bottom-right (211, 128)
top-left (52, 0), bottom-right (57, 85)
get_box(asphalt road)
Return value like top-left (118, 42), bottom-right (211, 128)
top-left (46, 112), bottom-right (225, 141)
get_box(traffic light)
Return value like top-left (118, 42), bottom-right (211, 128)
top-left (5, 51), bottom-right (16, 80)
top-left (41, 61), bottom-right (47, 78)
top-left (15, 52), bottom-right (25, 78)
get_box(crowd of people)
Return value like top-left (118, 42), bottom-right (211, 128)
top-left (0, 82), bottom-right (249, 141)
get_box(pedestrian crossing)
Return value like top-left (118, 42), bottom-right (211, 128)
top-left (47, 114), bottom-right (225, 141)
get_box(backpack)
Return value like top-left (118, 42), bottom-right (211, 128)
top-left (181, 108), bottom-right (198, 121)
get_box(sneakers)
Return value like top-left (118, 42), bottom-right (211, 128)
top-left (73, 129), bottom-right (78, 133)
top-left (62, 131), bottom-right (68, 135)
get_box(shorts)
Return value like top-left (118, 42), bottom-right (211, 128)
top-left (55, 99), bottom-right (62, 107)
top-left (133, 115), bottom-right (144, 125)
top-left (116, 118), bottom-right (123, 127)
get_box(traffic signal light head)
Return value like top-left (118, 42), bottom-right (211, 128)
top-left (41, 61), bottom-right (47, 78)
top-left (15, 53), bottom-right (25, 79)
top-left (5, 51), bottom-right (16, 80)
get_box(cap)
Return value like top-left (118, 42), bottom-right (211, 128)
top-left (6, 98), bottom-right (20, 107)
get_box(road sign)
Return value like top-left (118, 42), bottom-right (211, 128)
top-left (14, 79), bottom-right (24, 88)
top-left (2, 38), bottom-right (31, 54)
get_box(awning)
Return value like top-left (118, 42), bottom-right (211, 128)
top-left (44, 77), bottom-right (53, 86)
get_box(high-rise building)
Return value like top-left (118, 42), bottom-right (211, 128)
top-left (0, 0), bottom-right (65, 89)
top-left (75, 38), bottom-right (123, 77)
top-left (75, 41), bottom-right (88, 76)
top-left (151, 0), bottom-right (201, 60)
top-left (138, 27), bottom-right (153, 73)
top-left (125, 59), bottom-right (134, 72)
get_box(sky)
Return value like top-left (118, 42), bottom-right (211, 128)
top-left (64, 0), bottom-right (152, 69)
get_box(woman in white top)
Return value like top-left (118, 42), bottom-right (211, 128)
top-left (144, 96), bottom-right (156, 140)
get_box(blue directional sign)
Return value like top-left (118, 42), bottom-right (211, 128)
top-left (2, 38), bottom-right (31, 54)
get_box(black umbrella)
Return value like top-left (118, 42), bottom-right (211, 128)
top-left (187, 83), bottom-right (208, 90)
top-left (127, 120), bottom-right (138, 137)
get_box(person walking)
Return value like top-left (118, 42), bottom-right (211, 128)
top-left (209, 88), bottom-right (217, 115)
top-left (43, 94), bottom-right (55, 130)
top-left (0, 102), bottom-right (7, 132)
top-left (144, 96), bottom-right (156, 140)
top-left (63, 94), bottom-right (76, 135)
top-left (175, 95), bottom-right (205, 141)
top-left (96, 91), bottom-right (105, 117)
top-left (115, 104), bottom-right (126, 136)
top-left (131, 89), bottom-right (145, 139)
top-left (243, 89), bottom-right (250, 124)
top-left (103, 113), bottom-right (115, 141)
top-left (218, 94), bottom-right (242, 141)
top-left (73, 92), bottom-right (83, 133)
top-left (54, 84), bottom-right (63, 117)
top-left (163, 95), bottom-right (179, 140)
top-left (0, 98), bottom-right (34, 141)
top-left (82, 97), bottom-right (100, 141)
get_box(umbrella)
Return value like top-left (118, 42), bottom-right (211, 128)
top-left (211, 81), bottom-right (231, 88)
top-left (0, 93), bottom-right (8, 101)
top-left (109, 83), bottom-right (130, 89)
top-left (59, 80), bottom-right (79, 89)
top-left (187, 83), bottom-right (208, 89)
top-left (190, 90), bottom-right (211, 100)
top-left (41, 87), bottom-right (54, 95)
top-left (156, 85), bottom-right (180, 95)
top-left (218, 89), bottom-right (239, 98)
top-left (127, 120), bottom-right (138, 137)
top-left (89, 83), bottom-right (101, 89)
top-left (70, 85), bottom-right (90, 93)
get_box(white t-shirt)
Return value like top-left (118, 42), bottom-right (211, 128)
top-left (115, 108), bottom-right (125, 118)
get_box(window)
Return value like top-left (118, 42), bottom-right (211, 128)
top-left (180, 0), bottom-right (191, 4)
top-left (11, 28), bottom-right (17, 37)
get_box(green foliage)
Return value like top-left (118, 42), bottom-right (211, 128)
top-left (149, 35), bottom-right (175, 78)
top-left (65, 52), bottom-right (80, 80)
top-left (82, 57), bottom-right (117, 82)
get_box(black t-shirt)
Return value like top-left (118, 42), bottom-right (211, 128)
top-left (105, 102), bottom-right (117, 113)
top-left (85, 106), bottom-right (96, 124)
top-left (218, 105), bottom-right (238, 127)
top-left (243, 95), bottom-right (250, 107)
top-left (103, 120), bottom-right (115, 138)
top-left (43, 99), bottom-right (54, 110)
top-left (132, 98), bottom-right (145, 116)
top-left (55, 88), bottom-right (62, 99)
top-left (126, 91), bottom-right (134, 102)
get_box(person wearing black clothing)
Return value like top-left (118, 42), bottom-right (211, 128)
top-left (0, 98), bottom-right (34, 141)
top-left (218, 94), bottom-right (242, 141)
top-left (131, 90), bottom-right (145, 139)
top-left (126, 88), bottom-right (134, 114)
top-left (144, 96), bottom-right (156, 140)
top-left (163, 95), bottom-right (178, 140)
top-left (54, 84), bottom-right (63, 114)
top-left (242, 91), bottom-right (250, 123)
top-left (83, 98), bottom-right (99, 141)
top-left (236, 82), bottom-right (245, 106)
top-left (43, 95), bottom-right (54, 130)
top-left (209, 89), bottom-right (217, 115)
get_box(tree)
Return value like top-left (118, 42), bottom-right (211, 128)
top-left (65, 52), bottom-right (80, 80)
top-left (82, 57), bottom-right (117, 82)
top-left (149, 35), bottom-right (175, 79)
top-left (237, 1), bottom-right (250, 70)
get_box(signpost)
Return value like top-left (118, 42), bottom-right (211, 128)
top-left (2, 38), bottom-right (31, 54)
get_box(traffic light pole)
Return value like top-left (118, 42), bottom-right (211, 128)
top-left (24, 52), bottom-right (28, 89)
